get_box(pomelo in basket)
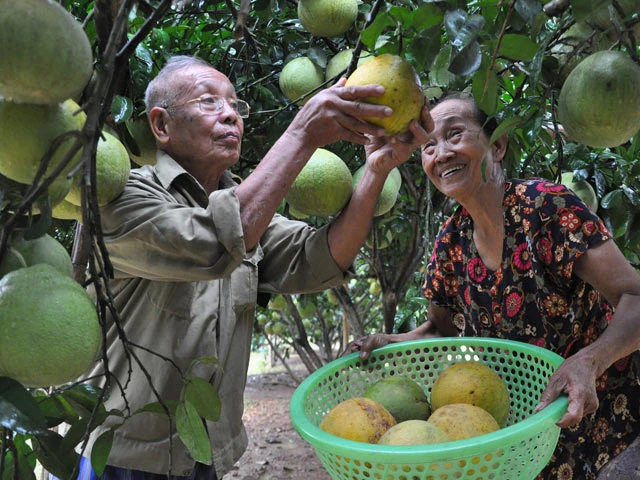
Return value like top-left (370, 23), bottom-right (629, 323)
top-left (345, 54), bottom-right (425, 135)
top-left (427, 403), bottom-right (500, 441)
top-left (0, 0), bottom-right (93, 105)
top-left (378, 419), bottom-right (450, 445)
top-left (298, 0), bottom-right (358, 37)
top-left (0, 264), bottom-right (101, 387)
top-left (557, 50), bottom-right (640, 148)
top-left (363, 375), bottom-right (430, 423)
top-left (320, 397), bottom-right (396, 443)
top-left (430, 360), bottom-right (510, 427)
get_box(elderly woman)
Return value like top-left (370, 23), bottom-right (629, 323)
top-left (349, 92), bottom-right (640, 479)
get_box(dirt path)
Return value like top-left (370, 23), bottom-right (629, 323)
top-left (224, 359), bottom-right (331, 480)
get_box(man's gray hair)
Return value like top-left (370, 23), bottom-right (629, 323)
top-left (144, 56), bottom-right (212, 115)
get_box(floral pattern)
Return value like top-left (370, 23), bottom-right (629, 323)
top-left (423, 179), bottom-right (640, 479)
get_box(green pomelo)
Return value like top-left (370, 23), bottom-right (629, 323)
top-left (0, 247), bottom-right (26, 279)
top-left (561, 172), bottom-right (599, 211)
top-left (378, 419), bottom-right (450, 445)
top-left (0, 0), bottom-right (93, 105)
top-left (12, 234), bottom-right (73, 278)
top-left (268, 294), bottom-right (287, 310)
top-left (363, 375), bottom-right (430, 423)
top-left (0, 264), bottom-right (101, 387)
top-left (345, 54), bottom-right (425, 135)
top-left (66, 131), bottom-right (131, 206)
top-left (287, 148), bottom-right (353, 218)
top-left (352, 166), bottom-right (401, 217)
top-left (430, 361), bottom-right (510, 428)
top-left (325, 49), bottom-right (374, 82)
top-left (558, 50), bottom-right (640, 148)
top-left (127, 117), bottom-right (157, 166)
top-left (279, 57), bottom-right (325, 106)
top-left (573, 0), bottom-right (640, 40)
top-left (52, 198), bottom-right (83, 222)
top-left (0, 98), bottom-right (87, 204)
top-left (297, 0), bottom-right (358, 37)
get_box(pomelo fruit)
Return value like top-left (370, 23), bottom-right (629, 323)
top-left (320, 397), bottom-right (396, 443)
top-left (561, 172), bottom-right (599, 211)
top-left (0, 0), bottom-right (93, 105)
top-left (557, 50), bottom-right (640, 148)
top-left (287, 148), bottom-right (353, 218)
top-left (377, 419), bottom-right (450, 445)
top-left (365, 226), bottom-right (393, 250)
top-left (12, 233), bottom-right (74, 278)
top-left (363, 375), bottom-right (430, 423)
top-left (279, 57), bottom-right (325, 106)
top-left (430, 361), bottom-right (510, 427)
top-left (268, 294), bottom-right (287, 310)
top-left (0, 98), bottom-right (87, 205)
top-left (427, 403), bottom-right (500, 441)
top-left (345, 54), bottom-right (425, 136)
top-left (127, 117), bottom-right (157, 166)
top-left (0, 247), bottom-right (26, 279)
top-left (297, 0), bottom-right (358, 37)
top-left (325, 49), bottom-right (374, 82)
top-left (65, 130), bottom-right (131, 207)
top-left (52, 198), bottom-right (83, 222)
top-left (0, 264), bottom-right (101, 387)
top-left (573, 0), bottom-right (640, 41)
top-left (352, 166), bottom-right (401, 217)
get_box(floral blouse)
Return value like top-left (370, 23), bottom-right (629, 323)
top-left (423, 178), bottom-right (639, 479)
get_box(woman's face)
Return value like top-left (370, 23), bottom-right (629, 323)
top-left (421, 98), bottom-right (502, 200)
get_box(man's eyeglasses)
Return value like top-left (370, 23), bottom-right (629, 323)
top-left (165, 95), bottom-right (250, 118)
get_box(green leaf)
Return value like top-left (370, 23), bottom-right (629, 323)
top-left (90, 430), bottom-right (114, 477)
top-left (34, 392), bottom-right (78, 427)
top-left (409, 25), bottom-right (442, 72)
top-left (489, 115), bottom-right (526, 145)
top-left (472, 67), bottom-right (498, 116)
top-left (110, 95), bottom-right (133, 124)
top-left (360, 12), bottom-right (395, 51)
top-left (449, 40), bottom-right (482, 76)
top-left (60, 383), bottom-right (105, 418)
top-left (515, 0), bottom-right (543, 25)
top-left (31, 432), bottom-right (79, 480)
top-left (136, 400), bottom-right (179, 417)
top-left (183, 377), bottom-right (221, 422)
top-left (2, 435), bottom-right (37, 480)
top-left (0, 377), bottom-right (48, 435)
top-left (411, 4), bottom-right (444, 30)
top-left (176, 401), bottom-right (213, 465)
top-left (498, 34), bottom-right (539, 61)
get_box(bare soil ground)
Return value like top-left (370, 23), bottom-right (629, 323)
top-left (224, 354), bottom-right (331, 480)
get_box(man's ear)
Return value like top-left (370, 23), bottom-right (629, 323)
top-left (492, 133), bottom-right (508, 162)
top-left (148, 106), bottom-right (170, 147)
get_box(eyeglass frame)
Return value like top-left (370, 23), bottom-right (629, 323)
top-left (164, 94), bottom-right (250, 118)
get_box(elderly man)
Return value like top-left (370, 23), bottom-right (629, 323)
top-left (63, 55), bottom-right (428, 480)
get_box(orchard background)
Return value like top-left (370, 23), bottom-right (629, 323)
top-left (0, 0), bottom-right (639, 478)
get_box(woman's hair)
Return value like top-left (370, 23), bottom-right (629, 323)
top-left (433, 92), bottom-right (499, 138)
top-left (144, 56), bottom-right (212, 115)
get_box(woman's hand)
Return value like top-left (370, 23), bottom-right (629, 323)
top-left (535, 352), bottom-right (600, 428)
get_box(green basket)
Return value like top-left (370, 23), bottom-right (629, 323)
top-left (290, 337), bottom-right (568, 480)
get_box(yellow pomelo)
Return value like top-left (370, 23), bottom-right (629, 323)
top-left (52, 198), bottom-right (83, 222)
top-left (127, 117), bottom-right (157, 166)
top-left (0, 0), bottom-right (93, 105)
top-left (363, 375), bottom-right (430, 423)
top-left (298, 0), bottom-right (358, 37)
top-left (12, 233), bottom-right (74, 278)
top-left (320, 397), bottom-right (396, 443)
top-left (287, 148), bottom-right (353, 218)
top-left (430, 361), bottom-right (510, 427)
top-left (0, 98), bottom-right (87, 204)
top-left (352, 166), bottom-right (401, 217)
top-left (345, 54), bottom-right (425, 135)
top-left (0, 247), bottom-right (26, 279)
top-left (279, 57), bottom-right (325, 106)
top-left (66, 131), bottom-right (131, 206)
top-left (427, 403), bottom-right (500, 441)
top-left (378, 419), bottom-right (450, 445)
top-left (325, 49), bottom-right (374, 82)
top-left (561, 172), bottom-right (599, 211)
top-left (0, 264), bottom-right (101, 387)
top-left (558, 50), bottom-right (640, 148)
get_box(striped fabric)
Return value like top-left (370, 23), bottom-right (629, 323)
top-left (49, 457), bottom-right (219, 480)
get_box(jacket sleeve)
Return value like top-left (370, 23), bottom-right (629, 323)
top-left (256, 213), bottom-right (354, 294)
